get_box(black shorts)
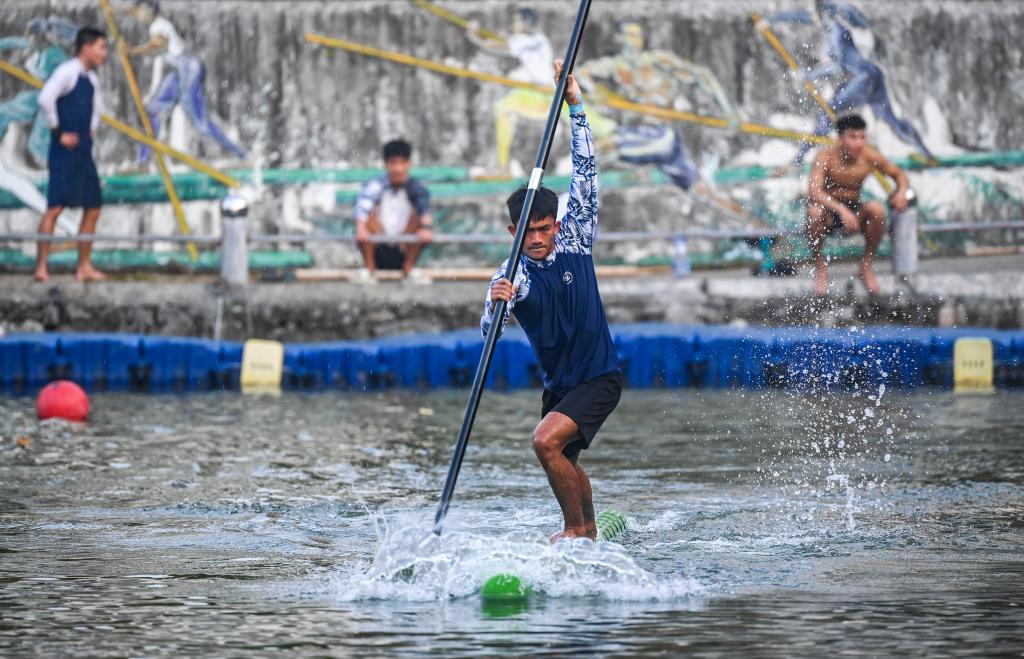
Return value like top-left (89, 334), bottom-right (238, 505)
top-left (828, 201), bottom-right (863, 234)
top-left (374, 244), bottom-right (405, 270)
top-left (541, 370), bottom-right (623, 458)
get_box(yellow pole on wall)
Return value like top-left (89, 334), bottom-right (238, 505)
top-left (98, 0), bottom-right (198, 260)
top-left (0, 59), bottom-right (242, 188)
top-left (100, 115), bottom-right (242, 187)
top-left (410, 0), bottom-right (506, 44)
top-left (305, 32), bottom-right (833, 146)
top-left (751, 12), bottom-right (894, 193)
top-left (0, 58), bottom-right (44, 87)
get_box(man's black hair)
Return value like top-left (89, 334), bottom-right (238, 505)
top-left (383, 139), bottom-right (412, 160)
top-left (516, 8), bottom-right (539, 28)
top-left (134, 0), bottom-right (160, 14)
top-left (835, 113), bottom-right (867, 134)
top-left (74, 26), bottom-right (106, 54)
top-left (506, 186), bottom-right (559, 226)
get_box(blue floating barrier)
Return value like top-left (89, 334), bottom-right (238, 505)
top-left (452, 340), bottom-right (482, 389)
top-left (101, 335), bottom-right (150, 391)
top-left (0, 338), bottom-right (29, 393)
top-left (23, 334), bottom-right (69, 388)
top-left (319, 343), bottom-right (358, 390)
top-left (998, 338), bottom-right (1024, 388)
top-left (363, 348), bottom-right (396, 390)
top-left (283, 345), bottom-right (324, 390)
top-left (210, 342), bottom-right (243, 390)
top-left (151, 338), bottom-right (197, 392)
top-left (923, 331), bottom-right (956, 387)
top-left (2, 324), bottom-right (1024, 395)
top-left (182, 339), bottom-right (222, 391)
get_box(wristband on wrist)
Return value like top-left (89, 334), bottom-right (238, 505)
top-left (568, 97), bottom-right (584, 115)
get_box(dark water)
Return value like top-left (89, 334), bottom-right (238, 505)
top-left (1, 387), bottom-right (1022, 657)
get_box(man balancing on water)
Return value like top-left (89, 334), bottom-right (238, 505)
top-left (806, 113), bottom-right (911, 295)
top-left (482, 60), bottom-right (622, 542)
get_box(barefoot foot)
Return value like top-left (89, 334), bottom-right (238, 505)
top-left (549, 528), bottom-right (590, 544)
top-left (859, 263), bottom-right (880, 295)
top-left (74, 266), bottom-right (107, 283)
top-left (812, 267), bottom-right (828, 296)
top-left (33, 269), bottom-right (48, 283)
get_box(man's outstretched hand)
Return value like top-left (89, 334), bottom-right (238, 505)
top-left (554, 59), bottom-right (581, 106)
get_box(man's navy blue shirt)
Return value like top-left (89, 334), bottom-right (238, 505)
top-left (481, 111), bottom-right (619, 398)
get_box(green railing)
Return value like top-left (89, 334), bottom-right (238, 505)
top-left (2, 151), bottom-right (1022, 209)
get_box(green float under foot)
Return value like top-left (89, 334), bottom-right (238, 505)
top-left (480, 511), bottom-right (629, 603)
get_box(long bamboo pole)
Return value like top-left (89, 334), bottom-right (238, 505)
top-left (411, 0), bottom-right (506, 44)
top-left (98, 0), bottom-right (198, 260)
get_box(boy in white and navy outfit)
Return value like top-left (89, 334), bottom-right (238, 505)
top-left (35, 26), bottom-right (107, 283)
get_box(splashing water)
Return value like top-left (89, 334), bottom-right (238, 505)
top-left (335, 524), bottom-right (703, 603)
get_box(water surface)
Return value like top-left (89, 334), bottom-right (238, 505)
top-left (1, 388), bottom-right (1021, 656)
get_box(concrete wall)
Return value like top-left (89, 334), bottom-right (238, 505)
top-left (3, 1), bottom-right (1020, 167)
top-left (1, 1), bottom-right (1022, 266)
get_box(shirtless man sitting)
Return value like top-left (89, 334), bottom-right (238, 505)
top-left (806, 114), bottom-right (910, 295)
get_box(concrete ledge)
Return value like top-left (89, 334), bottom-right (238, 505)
top-left (0, 256), bottom-right (1021, 342)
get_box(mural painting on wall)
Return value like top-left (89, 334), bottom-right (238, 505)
top-left (463, 7), bottom-right (555, 178)
top-left (758, 2), bottom-right (937, 168)
top-left (461, 9), bottom-right (749, 220)
top-left (575, 20), bottom-right (747, 218)
top-left (120, 0), bottom-right (246, 165)
top-left (0, 0), bottom-right (1020, 261)
top-left (0, 17), bottom-right (79, 217)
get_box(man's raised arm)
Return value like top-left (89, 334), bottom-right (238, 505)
top-left (557, 60), bottom-right (598, 254)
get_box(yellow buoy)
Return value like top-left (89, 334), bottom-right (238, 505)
top-left (241, 339), bottom-right (284, 393)
top-left (953, 338), bottom-right (994, 393)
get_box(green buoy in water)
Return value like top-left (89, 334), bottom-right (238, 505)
top-left (596, 510), bottom-right (628, 542)
top-left (479, 511), bottom-right (628, 604)
top-left (480, 573), bottom-right (532, 602)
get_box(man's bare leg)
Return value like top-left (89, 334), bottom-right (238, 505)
top-left (570, 453), bottom-right (597, 540)
top-left (358, 212), bottom-right (381, 273)
top-left (400, 213), bottom-right (426, 276)
top-left (35, 206), bottom-right (63, 282)
top-left (858, 202), bottom-right (886, 295)
top-left (805, 204), bottom-right (831, 295)
top-left (358, 241), bottom-right (377, 272)
top-left (75, 207), bottom-right (106, 282)
top-left (401, 244), bottom-right (424, 276)
top-left (532, 411), bottom-right (589, 541)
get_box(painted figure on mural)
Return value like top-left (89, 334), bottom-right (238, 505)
top-left (119, 0), bottom-right (246, 164)
top-left (758, 1), bottom-right (937, 167)
top-left (464, 7), bottom-right (554, 177)
top-left (575, 20), bottom-right (743, 212)
top-left (0, 17), bottom-right (80, 218)
top-left (465, 6), bottom-right (614, 177)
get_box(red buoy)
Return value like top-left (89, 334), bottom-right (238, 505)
top-left (36, 380), bottom-right (90, 422)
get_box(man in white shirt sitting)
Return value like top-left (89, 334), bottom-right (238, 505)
top-left (353, 139), bottom-right (434, 283)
